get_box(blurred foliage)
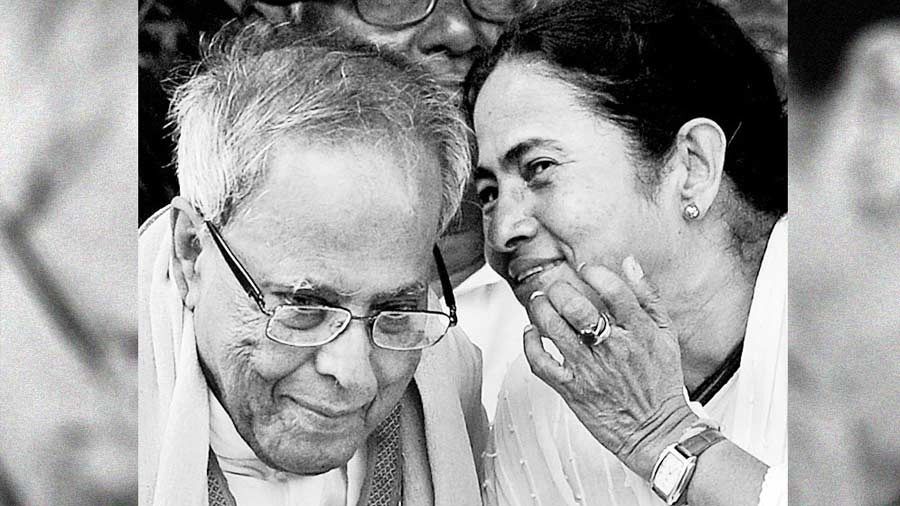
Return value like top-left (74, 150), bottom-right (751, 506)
top-left (139, 0), bottom-right (240, 224)
top-left (138, 0), bottom-right (787, 224)
top-left (1, 0), bottom-right (137, 504)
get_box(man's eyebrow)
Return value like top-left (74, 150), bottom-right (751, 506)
top-left (270, 279), bottom-right (426, 304)
top-left (375, 282), bottom-right (427, 302)
top-left (269, 279), bottom-right (346, 301)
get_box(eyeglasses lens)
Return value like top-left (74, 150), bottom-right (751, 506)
top-left (356, 0), bottom-right (435, 27)
top-left (356, 0), bottom-right (536, 27)
top-left (267, 306), bottom-right (451, 350)
top-left (372, 311), bottom-right (450, 350)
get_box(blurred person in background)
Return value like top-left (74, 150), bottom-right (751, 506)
top-left (0, 0), bottom-right (136, 505)
top-left (790, 1), bottom-right (900, 504)
top-left (466, 0), bottom-right (787, 504)
top-left (140, 24), bottom-right (486, 505)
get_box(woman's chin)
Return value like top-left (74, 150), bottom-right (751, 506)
top-left (511, 262), bottom-right (608, 313)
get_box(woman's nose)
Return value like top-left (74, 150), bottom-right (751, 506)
top-left (485, 188), bottom-right (539, 254)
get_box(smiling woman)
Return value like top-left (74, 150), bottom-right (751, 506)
top-left (464, 0), bottom-right (787, 505)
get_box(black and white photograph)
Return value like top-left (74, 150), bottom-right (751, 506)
top-left (0, 0), bottom-right (897, 505)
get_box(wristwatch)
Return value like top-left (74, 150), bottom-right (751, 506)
top-left (650, 425), bottom-right (726, 505)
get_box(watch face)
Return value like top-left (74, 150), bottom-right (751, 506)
top-left (655, 453), bottom-right (685, 496)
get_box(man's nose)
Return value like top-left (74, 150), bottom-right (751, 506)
top-left (486, 187), bottom-right (539, 254)
top-left (314, 321), bottom-right (378, 399)
top-left (416, 0), bottom-right (488, 58)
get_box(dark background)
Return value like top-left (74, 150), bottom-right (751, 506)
top-left (137, 0), bottom-right (788, 224)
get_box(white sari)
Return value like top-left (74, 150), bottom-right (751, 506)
top-left (483, 219), bottom-right (788, 506)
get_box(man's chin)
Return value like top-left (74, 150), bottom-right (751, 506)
top-left (254, 437), bottom-right (359, 476)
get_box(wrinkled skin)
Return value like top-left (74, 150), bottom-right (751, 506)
top-left (175, 139), bottom-right (443, 474)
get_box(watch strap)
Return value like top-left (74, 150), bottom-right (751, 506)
top-left (678, 427), bottom-right (726, 457)
top-left (651, 427), bottom-right (727, 505)
top-left (678, 418), bottom-right (721, 443)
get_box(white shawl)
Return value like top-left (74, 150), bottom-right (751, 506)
top-left (138, 208), bottom-right (488, 506)
top-left (484, 219), bottom-right (788, 506)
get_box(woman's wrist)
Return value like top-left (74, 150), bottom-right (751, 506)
top-left (617, 395), bottom-right (698, 480)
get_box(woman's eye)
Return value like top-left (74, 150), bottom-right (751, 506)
top-left (476, 183), bottom-right (499, 206)
top-left (524, 159), bottom-right (556, 180)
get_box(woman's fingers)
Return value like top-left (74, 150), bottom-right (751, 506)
top-left (578, 263), bottom-right (650, 329)
top-left (546, 281), bottom-right (603, 340)
top-left (621, 256), bottom-right (673, 329)
top-left (523, 324), bottom-right (574, 386)
top-left (527, 290), bottom-right (585, 359)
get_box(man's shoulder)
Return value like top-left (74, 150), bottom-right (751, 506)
top-left (417, 324), bottom-right (482, 395)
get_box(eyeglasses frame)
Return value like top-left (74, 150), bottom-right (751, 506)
top-left (204, 220), bottom-right (458, 350)
top-left (353, 0), bottom-right (536, 29)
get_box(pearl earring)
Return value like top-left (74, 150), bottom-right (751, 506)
top-left (683, 203), bottom-right (700, 220)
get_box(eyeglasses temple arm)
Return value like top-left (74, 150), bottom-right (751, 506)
top-left (432, 245), bottom-right (458, 326)
top-left (205, 221), bottom-right (269, 312)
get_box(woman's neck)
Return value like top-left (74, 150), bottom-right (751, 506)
top-left (664, 233), bottom-right (768, 393)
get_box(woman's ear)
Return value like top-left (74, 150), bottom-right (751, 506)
top-left (671, 118), bottom-right (727, 220)
top-left (170, 197), bottom-right (205, 310)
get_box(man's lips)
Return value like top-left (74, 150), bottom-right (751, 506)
top-left (281, 396), bottom-right (367, 420)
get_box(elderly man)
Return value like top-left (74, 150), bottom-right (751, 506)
top-left (141, 0), bottom-right (541, 419)
top-left (252, 0), bottom-right (539, 415)
top-left (138, 24), bottom-right (486, 506)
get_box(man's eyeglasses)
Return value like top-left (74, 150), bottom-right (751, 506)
top-left (354, 0), bottom-right (538, 28)
top-left (205, 220), bottom-right (458, 351)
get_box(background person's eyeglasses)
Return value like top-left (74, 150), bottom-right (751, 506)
top-left (205, 220), bottom-right (458, 351)
top-left (354, 0), bottom-right (538, 28)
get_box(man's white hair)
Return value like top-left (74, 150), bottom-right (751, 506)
top-left (170, 21), bottom-right (471, 232)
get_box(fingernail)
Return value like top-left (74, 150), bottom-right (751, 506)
top-left (624, 255), bottom-right (644, 279)
top-left (523, 324), bottom-right (534, 334)
top-left (528, 290), bottom-right (545, 302)
top-left (576, 261), bottom-right (587, 274)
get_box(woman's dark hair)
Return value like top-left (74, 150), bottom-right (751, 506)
top-left (465, 0), bottom-right (786, 229)
top-left (791, 0), bottom-right (900, 98)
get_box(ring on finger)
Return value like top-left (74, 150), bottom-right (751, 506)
top-left (578, 312), bottom-right (612, 346)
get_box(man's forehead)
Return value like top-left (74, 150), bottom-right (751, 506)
top-left (237, 138), bottom-right (442, 236)
top-left (220, 137), bottom-right (441, 297)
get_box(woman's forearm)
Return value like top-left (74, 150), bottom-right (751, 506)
top-left (685, 439), bottom-right (769, 506)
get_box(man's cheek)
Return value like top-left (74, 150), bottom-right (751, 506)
top-left (376, 351), bottom-right (421, 386)
top-left (232, 335), bottom-right (316, 382)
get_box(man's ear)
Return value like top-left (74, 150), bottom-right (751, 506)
top-left (669, 118), bottom-right (727, 220)
top-left (170, 197), bottom-right (205, 310)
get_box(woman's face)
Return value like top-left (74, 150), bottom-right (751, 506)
top-left (472, 60), bottom-right (678, 305)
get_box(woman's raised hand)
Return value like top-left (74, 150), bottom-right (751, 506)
top-left (523, 256), bottom-right (698, 479)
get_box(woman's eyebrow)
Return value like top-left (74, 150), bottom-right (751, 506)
top-left (502, 138), bottom-right (564, 166)
top-left (473, 166), bottom-right (495, 180)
